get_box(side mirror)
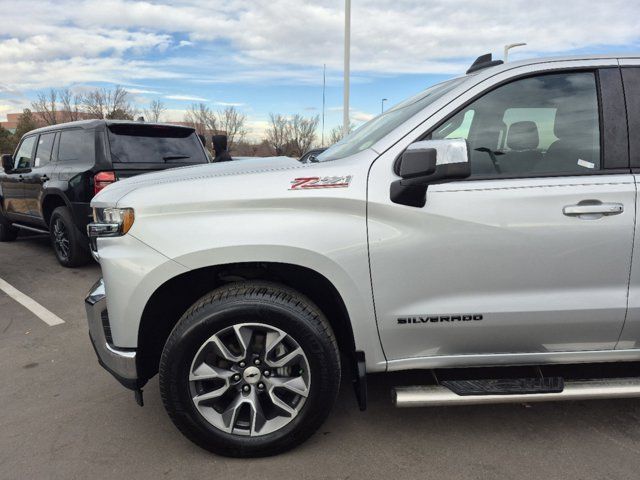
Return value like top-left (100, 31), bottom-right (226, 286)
top-left (390, 139), bottom-right (471, 207)
top-left (1, 154), bottom-right (13, 173)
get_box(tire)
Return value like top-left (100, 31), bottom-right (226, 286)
top-left (49, 206), bottom-right (91, 268)
top-left (0, 212), bottom-right (18, 242)
top-left (159, 281), bottom-right (341, 457)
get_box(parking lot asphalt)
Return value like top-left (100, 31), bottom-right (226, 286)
top-left (2, 234), bottom-right (640, 480)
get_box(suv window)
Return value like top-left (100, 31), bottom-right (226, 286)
top-left (107, 124), bottom-right (207, 164)
top-left (58, 129), bottom-right (94, 162)
top-left (431, 72), bottom-right (601, 177)
top-left (35, 132), bottom-right (56, 168)
top-left (14, 136), bottom-right (37, 170)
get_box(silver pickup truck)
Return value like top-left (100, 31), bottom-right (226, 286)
top-left (85, 53), bottom-right (640, 457)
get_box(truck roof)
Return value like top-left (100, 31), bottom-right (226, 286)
top-left (466, 52), bottom-right (640, 77)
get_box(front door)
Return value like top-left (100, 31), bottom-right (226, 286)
top-left (23, 132), bottom-right (57, 226)
top-left (1, 135), bottom-right (37, 221)
top-left (368, 70), bottom-right (635, 362)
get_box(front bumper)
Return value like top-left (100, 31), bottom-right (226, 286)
top-left (85, 278), bottom-right (140, 390)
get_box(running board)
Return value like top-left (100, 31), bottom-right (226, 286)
top-left (13, 223), bottom-right (48, 234)
top-left (392, 378), bottom-right (640, 407)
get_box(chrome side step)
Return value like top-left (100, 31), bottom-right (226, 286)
top-left (392, 378), bottom-right (640, 407)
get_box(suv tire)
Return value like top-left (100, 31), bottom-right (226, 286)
top-left (0, 212), bottom-right (18, 242)
top-left (49, 206), bottom-right (91, 267)
top-left (159, 281), bottom-right (341, 457)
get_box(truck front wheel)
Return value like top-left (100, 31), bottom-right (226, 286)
top-left (159, 281), bottom-right (341, 457)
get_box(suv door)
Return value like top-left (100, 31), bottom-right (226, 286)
top-left (1, 135), bottom-right (37, 221)
top-left (368, 67), bottom-right (633, 364)
top-left (23, 131), bottom-right (58, 226)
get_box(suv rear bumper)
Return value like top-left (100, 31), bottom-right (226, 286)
top-left (85, 278), bottom-right (140, 390)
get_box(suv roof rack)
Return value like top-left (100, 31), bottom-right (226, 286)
top-left (466, 53), bottom-right (504, 74)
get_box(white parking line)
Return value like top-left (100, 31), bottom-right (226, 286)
top-left (0, 277), bottom-right (65, 326)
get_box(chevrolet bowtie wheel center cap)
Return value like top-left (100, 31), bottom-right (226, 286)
top-left (243, 366), bottom-right (262, 385)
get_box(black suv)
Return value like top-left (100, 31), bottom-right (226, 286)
top-left (0, 120), bottom-right (210, 267)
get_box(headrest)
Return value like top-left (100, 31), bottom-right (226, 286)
top-left (554, 106), bottom-right (598, 139)
top-left (507, 121), bottom-right (539, 151)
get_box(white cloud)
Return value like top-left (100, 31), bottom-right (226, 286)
top-left (0, 0), bottom-right (638, 92)
top-left (165, 94), bottom-right (209, 102)
top-left (214, 101), bottom-right (244, 107)
top-left (127, 88), bottom-right (163, 95)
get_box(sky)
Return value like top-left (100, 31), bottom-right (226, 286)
top-left (0, 0), bottom-right (639, 141)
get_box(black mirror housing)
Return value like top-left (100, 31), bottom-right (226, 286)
top-left (1, 154), bottom-right (13, 173)
top-left (397, 148), bottom-right (437, 179)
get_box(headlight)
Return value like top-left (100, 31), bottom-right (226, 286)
top-left (90, 207), bottom-right (135, 237)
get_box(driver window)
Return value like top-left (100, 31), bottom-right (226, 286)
top-left (431, 72), bottom-right (601, 177)
top-left (13, 136), bottom-right (37, 170)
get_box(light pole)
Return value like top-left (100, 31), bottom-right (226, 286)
top-left (343, 0), bottom-right (351, 136)
top-left (504, 43), bottom-right (527, 62)
top-left (381, 98), bottom-right (388, 113)
top-left (321, 64), bottom-right (326, 147)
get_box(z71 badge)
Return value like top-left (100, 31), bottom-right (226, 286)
top-left (290, 176), bottom-right (353, 190)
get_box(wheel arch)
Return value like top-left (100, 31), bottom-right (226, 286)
top-left (41, 192), bottom-right (71, 227)
top-left (136, 262), bottom-right (357, 383)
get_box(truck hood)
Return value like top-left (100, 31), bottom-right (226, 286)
top-left (92, 156), bottom-right (302, 206)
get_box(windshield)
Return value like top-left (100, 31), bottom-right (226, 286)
top-left (317, 77), bottom-right (466, 162)
top-left (107, 124), bottom-right (208, 164)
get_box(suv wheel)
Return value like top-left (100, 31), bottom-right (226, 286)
top-left (0, 212), bottom-right (18, 242)
top-left (159, 282), bottom-right (341, 457)
top-left (49, 207), bottom-right (91, 267)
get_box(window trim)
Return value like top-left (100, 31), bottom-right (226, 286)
top-left (421, 67), bottom-right (629, 181)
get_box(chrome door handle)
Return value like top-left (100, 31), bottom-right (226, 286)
top-left (563, 201), bottom-right (624, 217)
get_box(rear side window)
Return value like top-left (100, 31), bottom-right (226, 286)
top-left (35, 132), bottom-right (56, 167)
top-left (107, 124), bottom-right (207, 164)
top-left (58, 129), bottom-right (94, 162)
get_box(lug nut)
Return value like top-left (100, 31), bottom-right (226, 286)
top-left (242, 385), bottom-right (250, 393)
top-left (233, 374), bottom-right (241, 381)
top-left (258, 383), bottom-right (265, 390)
top-left (254, 359), bottom-right (261, 366)
top-left (263, 370), bottom-right (270, 377)
top-left (239, 361), bottom-right (246, 368)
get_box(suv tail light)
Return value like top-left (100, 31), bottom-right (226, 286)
top-left (94, 171), bottom-right (117, 196)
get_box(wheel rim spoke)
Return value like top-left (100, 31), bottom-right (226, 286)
top-left (189, 363), bottom-right (233, 382)
top-left (193, 382), bottom-right (232, 405)
top-left (267, 375), bottom-right (309, 398)
top-left (188, 322), bottom-right (311, 437)
top-left (267, 347), bottom-right (304, 368)
top-left (209, 335), bottom-right (243, 362)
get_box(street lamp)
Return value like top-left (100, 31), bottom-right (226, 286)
top-left (381, 98), bottom-right (388, 113)
top-left (504, 43), bottom-right (527, 62)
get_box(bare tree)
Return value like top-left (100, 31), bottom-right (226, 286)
top-left (60, 88), bottom-right (82, 122)
top-left (83, 86), bottom-right (136, 120)
top-left (265, 113), bottom-right (290, 155)
top-left (31, 89), bottom-right (58, 125)
top-left (289, 114), bottom-right (319, 157)
top-left (143, 99), bottom-right (166, 123)
top-left (184, 103), bottom-right (217, 137)
top-left (216, 106), bottom-right (247, 153)
top-left (329, 122), bottom-right (354, 144)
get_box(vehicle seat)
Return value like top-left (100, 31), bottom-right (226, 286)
top-left (535, 106), bottom-right (599, 173)
top-left (499, 121), bottom-right (542, 174)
